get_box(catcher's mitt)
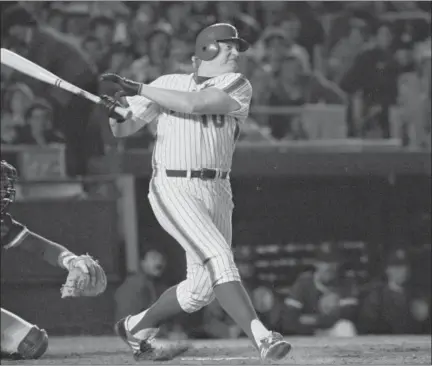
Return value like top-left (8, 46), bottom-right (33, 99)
top-left (61, 255), bottom-right (107, 298)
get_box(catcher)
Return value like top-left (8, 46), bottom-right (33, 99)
top-left (0, 160), bottom-right (107, 360)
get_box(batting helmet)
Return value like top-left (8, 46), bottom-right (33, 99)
top-left (194, 23), bottom-right (249, 61)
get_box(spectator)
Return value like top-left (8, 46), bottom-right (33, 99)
top-left (45, 7), bottom-right (65, 33)
top-left (114, 250), bottom-right (167, 322)
top-left (249, 30), bottom-right (287, 108)
top-left (89, 15), bottom-right (116, 57)
top-left (189, 2), bottom-right (216, 31)
top-left (1, 82), bottom-right (34, 144)
top-left (1, 82), bottom-right (35, 127)
top-left (340, 22), bottom-right (401, 139)
top-left (129, 27), bottom-right (172, 84)
top-left (327, 17), bottom-right (370, 84)
top-left (63, 3), bottom-right (91, 44)
top-left (104, 43), bottom-right (136, 77)
top-left (215, 2), bottom-right (261, 45)
top-left (18, 98), bottom-right (65, 146)
top-left (284, 244), bottom-right (359, 336)
top-left (129, 3), bottom-right (160, 41)
top-left (259, 2), bottom-right (288, 28)
top-left (162, 2), bottom-right (197, 42)
top-left (266, 52), bottom-right (347, 140)
top-left (167, 39), bottom-right (195, 75)
top-left (82, 35), bottom-right (105, 73)
top-left (278, 14), bottom-right (311, 69)
top-left (358, 249), bottom-right (431, 335)
top-left (2, 4), bottom-right (104, 176)
top-left (256, 14), bottom-right (310, 70)
top-left (288, 2), bottom-right (325, 65)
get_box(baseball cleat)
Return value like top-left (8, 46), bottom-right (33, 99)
top-left (259, 332), bottom-right (292, 361)
top-left (114, 316), bottom-right (189, 361)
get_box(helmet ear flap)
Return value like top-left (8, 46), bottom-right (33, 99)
top-left (201, 41), bottom-right (220, 61)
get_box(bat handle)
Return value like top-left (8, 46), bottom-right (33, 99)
top-left (114, 105), bottom-right (132, 120)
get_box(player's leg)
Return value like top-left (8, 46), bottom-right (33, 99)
top-left (141, 181), bottom-right (284, 354)
top-left (126, 183), bottom-right (222, 334)
top-left (1, 308), bottom-right (48, 359)
top-left (125, 181), bottom-right (239, 336)
top-left (127, 253), bottom-right (215, 334)
top-left (209, 195), bottom-right (274, 348)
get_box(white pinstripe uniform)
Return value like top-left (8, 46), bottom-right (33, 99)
top-left (121, 72), bottom-right (252, 313)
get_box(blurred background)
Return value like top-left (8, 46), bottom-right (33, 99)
top-left (0, 1), bottom-right (430, 340)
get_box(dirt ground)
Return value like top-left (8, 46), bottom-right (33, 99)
top-left (1, 335), bottom-right (430, 365)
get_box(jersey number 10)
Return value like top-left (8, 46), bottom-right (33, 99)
top-left (201, 115), bottom-right (240, 141)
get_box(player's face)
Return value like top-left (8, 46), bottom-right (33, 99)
top-left (212, 41), bottom-right (240, 73)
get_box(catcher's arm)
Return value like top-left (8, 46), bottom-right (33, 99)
top-left (2, 216), bottom-right (107, 298)
top-left (2, 214), bottom-right (79, 269)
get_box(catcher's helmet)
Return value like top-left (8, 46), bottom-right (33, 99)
top-left (1, 160), bottom-right (17, 215)
top-left (195, 23), bottom-right (249, 61)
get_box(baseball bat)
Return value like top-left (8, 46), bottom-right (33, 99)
top-left (1, 48), bottom-right (131, 119)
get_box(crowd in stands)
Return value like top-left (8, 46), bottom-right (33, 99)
top-left (115, 244), bottom-right (431, 339)
top-left (1, 1), bottom-right (431, 176)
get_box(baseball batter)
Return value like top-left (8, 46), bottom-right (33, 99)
top-left (100, 23), bottom-right (292, 362)
top-left (0, 160), bottom-right (107, 360)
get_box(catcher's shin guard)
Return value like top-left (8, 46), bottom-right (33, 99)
top-left (2, 326), bottom-right (49, 360)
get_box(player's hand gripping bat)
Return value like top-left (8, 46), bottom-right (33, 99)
top-left (0, 48), bottom-right (132, 120)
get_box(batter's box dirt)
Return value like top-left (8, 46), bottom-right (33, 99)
top-left (1, 335), bottom-right (430, 365)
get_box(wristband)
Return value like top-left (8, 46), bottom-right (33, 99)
top-left (58, 251), bottom-right (77, 270)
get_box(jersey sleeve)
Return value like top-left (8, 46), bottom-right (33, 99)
top-left (1, 214), bottom-right (29, 250)
top-left (212, 73), bottom-right (253, 122)
top-left (124, 76), bottom-right (167, 124)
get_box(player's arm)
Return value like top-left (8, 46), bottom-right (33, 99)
top-left (2, 214), bottom-right (82, 270)
top-left (103, 77), bottom-right (164, 138)
top-left (137, 84), bottom-right (239, 115)
top-left (108, 95), bottom-right (160, 138)
top-left (139, 74), bottom-right (251, 116)
top-left (101, 73), bottom-right (252, 117)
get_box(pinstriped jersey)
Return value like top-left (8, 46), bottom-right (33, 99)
top-left (126, 72), bottom-right (252, 171)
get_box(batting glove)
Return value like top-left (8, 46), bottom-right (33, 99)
top-left (99, 73), bottom-right (142, 96)
top-left (99, 95), bottom-right (126, 122)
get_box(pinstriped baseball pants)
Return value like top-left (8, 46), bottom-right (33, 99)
top-left (148, 172), bottom-right (240, 313)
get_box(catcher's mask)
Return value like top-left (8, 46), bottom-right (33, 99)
top-left (194, 23), bottom-right (249, 61)
top-left (1, 160), bottom-right (18, 214)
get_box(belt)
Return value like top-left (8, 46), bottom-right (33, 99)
top-left (163, 169), bottom-right (228, 180)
